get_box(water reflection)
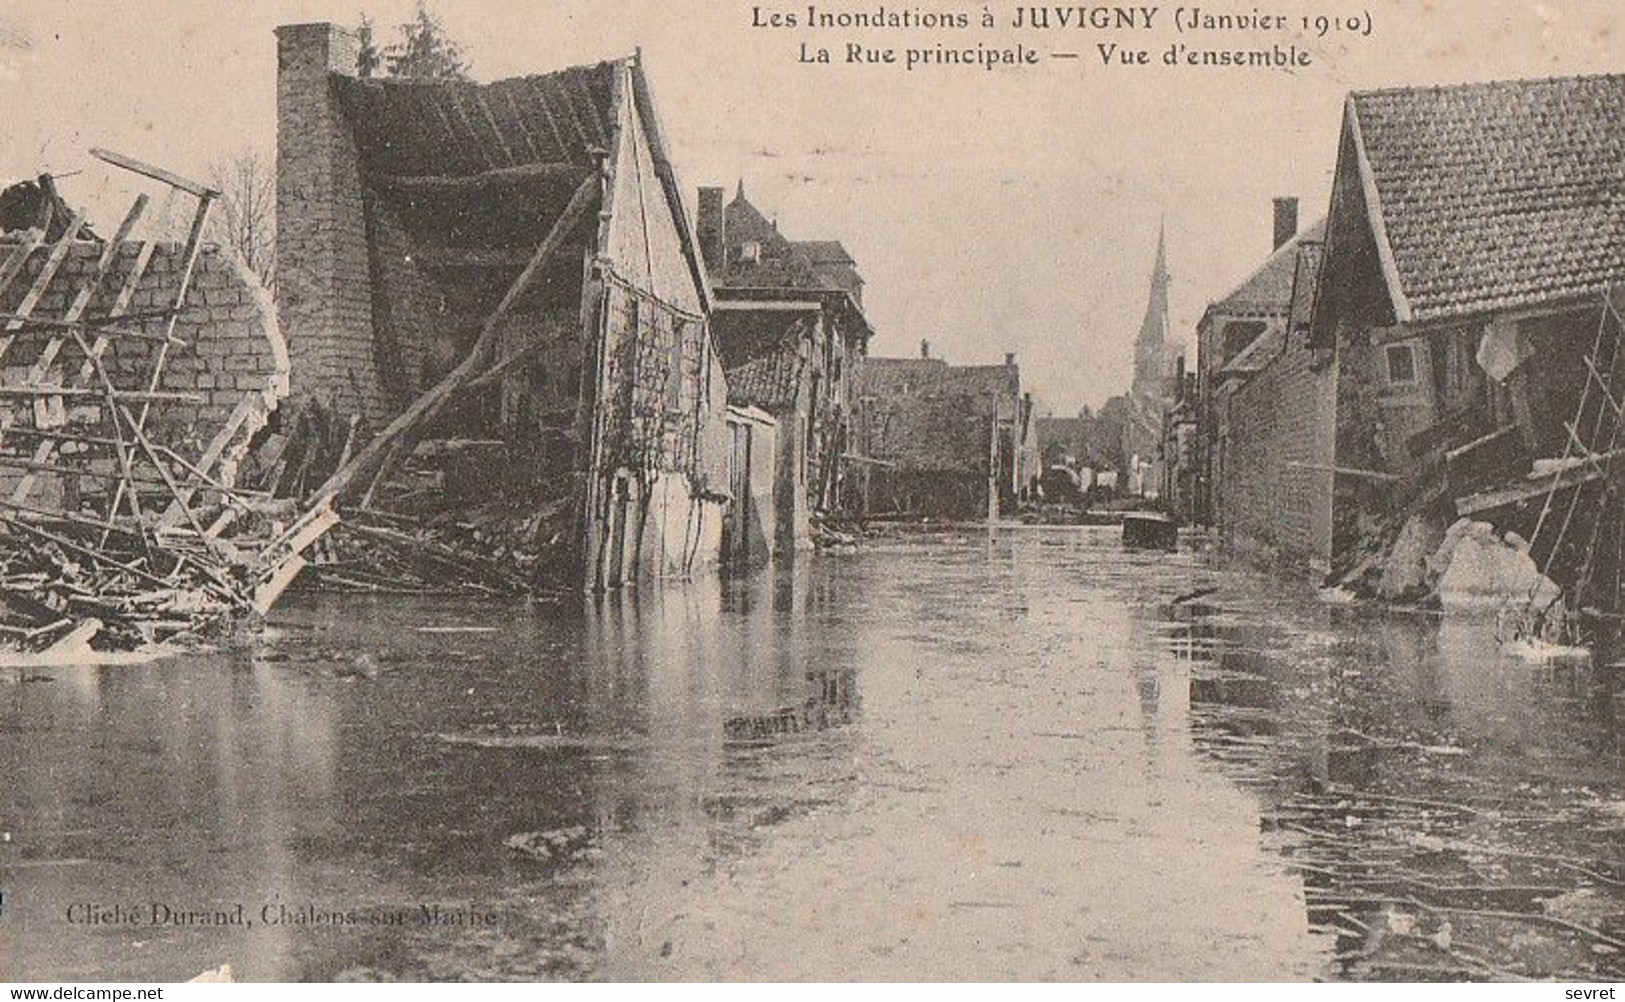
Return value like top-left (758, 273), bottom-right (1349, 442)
top-left (3, 528), bottom-right (1621, 981)
top-left (1170, 581), bottom-right (1625, 982)
top-left (2, 564), bottom-right (865, 981)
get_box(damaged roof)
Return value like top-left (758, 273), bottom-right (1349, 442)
top-left (1347, 73), bottom-right (1625, 321)
top-left (332, 62), bottom-right (618, 176)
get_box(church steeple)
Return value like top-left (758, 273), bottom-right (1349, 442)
top-left (1132, 222), bottom-right (1173, 400)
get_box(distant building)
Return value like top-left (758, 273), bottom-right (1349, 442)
top-left (1104, 225), bottom-right (1182, 499)
top-left (857, 344), bottom-right (1035, 520)
top-left (697, 184), bottom-right (873, 551)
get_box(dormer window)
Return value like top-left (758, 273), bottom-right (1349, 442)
top-left (1385, 344), bottom-right (1418, 385)
top-left (739, 241), bottom-right (762, 263)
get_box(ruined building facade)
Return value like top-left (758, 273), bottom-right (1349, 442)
top-left (275, 23), bottom-right (730, 591)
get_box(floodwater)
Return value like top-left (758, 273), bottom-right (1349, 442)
top-left (2, 526), bottom-right (1622, 982)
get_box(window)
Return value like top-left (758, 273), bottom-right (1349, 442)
top-left (739, 241), bottom-right (762, 263)
top-left (1385, 344), bottom-right (1418, 385)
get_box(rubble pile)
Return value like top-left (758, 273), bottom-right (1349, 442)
top-left (0, 507), bottom-right (273, 653)
top-left (0, 151), bottom-right (311, 660)
top-left (301, 496), bottom-right (573, 597)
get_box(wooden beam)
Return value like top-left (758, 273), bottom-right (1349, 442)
top-left (311, 174), bottom-right (601, 509)
top-left (0, 213), bottom-right (88, 365)
top-left (0, 386), bottom-right (203, 402)
top-left (1286, 461), bottom-right (1401, 483)
top-left (0, 313), bottom-right (186, 346)
top-left (1456, 463), bottom-right (1609, 517)
top-left (0, 228), bottom-right (44, 299)
top-left (90, 147), bottom-right (217, 198)
top-left (370, 161), bottom-right (589, 194)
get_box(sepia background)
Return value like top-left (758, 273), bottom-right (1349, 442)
top-left (1, 0), bottom-right (1619, 415)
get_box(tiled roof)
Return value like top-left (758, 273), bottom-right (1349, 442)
top-left (857, 357), bottom-right (1017, 408)
top-left (332, 62), bottom-right (618, 176)
top-left (794, 240), bottom-right (855, 265)
top-left (1351, 73), bottom-right (1625, 320)
top-left (1209, 220), bottom-right (1327, 320)
top-left (724, 342), bottom-right (806, 411)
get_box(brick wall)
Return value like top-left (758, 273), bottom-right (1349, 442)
top-left (0, 235), bottom-right (287, 497)
top-left (1218, 331), bottom-right (1335, 572)
top-left (275, 22), bottom-right (386, 424)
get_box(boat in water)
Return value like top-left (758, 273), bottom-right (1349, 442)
top-left (1122, 512), bottom-right (1178, 551)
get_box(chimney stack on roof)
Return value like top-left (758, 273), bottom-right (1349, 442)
top-left (1273, 197), bottom-right (1299, 251)
top-left (696, 186), bottom-right (726, 273)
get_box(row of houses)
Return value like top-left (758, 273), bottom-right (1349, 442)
top-left (272, 21), bottom-right (1037, 592)
top-left (1165, 72), bottom-right (1625, 625)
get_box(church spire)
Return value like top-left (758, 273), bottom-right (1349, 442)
top-left (1132, 222), bottom-right (1173, 399)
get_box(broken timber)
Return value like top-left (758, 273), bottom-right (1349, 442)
top-left (0, 150), bottom-right (298, 658)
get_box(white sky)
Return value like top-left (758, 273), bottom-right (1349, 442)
top-left (1, 1), bottom-right (1620, 412)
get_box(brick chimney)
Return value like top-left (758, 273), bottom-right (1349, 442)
top-left (696, 186), bottom-right (726, 273)
top-left (920, 339), bottom-right (930, 359)
top-left (1272, 197), bottom-right (1299, 251)
top-left (276, 22), bottom-right (384, 422)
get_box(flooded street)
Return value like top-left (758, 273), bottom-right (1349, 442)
top-left (4, 526), bottom-right (1623, 982)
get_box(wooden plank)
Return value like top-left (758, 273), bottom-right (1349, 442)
top-left (0, 228), bottom-right (44, 298)
top-left (0, 214), bottom-right (86, 364)
top-left (14, 237), bottom-right (158, 507)
top-left (371, 161), bottom-right (587, 194)
top-left (31, 196), bottom-right (150, 428)
top-left (1285, 461), bottom-right (1401, 483)
top-left (251, 505), bottom-right (341, 613)
top-left (1454, 446), bottom-right (1625, 516)
top-left (101, 194), bottom-right (215, 539)
top-left (0, 386), bottom-right (204, 402)
top-left (90, 147), bottom-right (217, 198)
top-left (0, 513), bottom-right (176, 589)
top-left (156, 392), bottom-right (259, 530)
top-left (0, 313), bottom-right (184, 345)
top-left (1456, 466), bottom-right (1604, 517)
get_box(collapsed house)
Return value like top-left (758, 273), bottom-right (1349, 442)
top-left (270, 23), bottom-right (730, 593)
top-left (1302, 74), bottom-right (1625, 636)
top-left (0, 154), bottom-right (297, 656)
top-left (856, 344), bottom-right (1038, 520)
top-left (695, 184), bottom-right (873, 554)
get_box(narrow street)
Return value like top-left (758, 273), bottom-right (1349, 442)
top-left (4, 527), bottom-right (1623, 982)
